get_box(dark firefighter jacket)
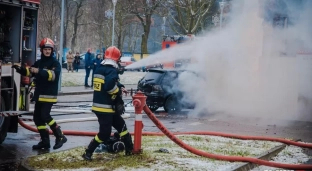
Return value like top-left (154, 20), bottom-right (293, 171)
top-left (92, 64), bottom-right (124, 114)
top-left (24, 56), bottom-right (61, 103)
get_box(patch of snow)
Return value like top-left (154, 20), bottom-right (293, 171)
top-left (47, 168), bottom-right (101, 171)
top-left (62, 70), bottom-right (145, 86)
top-left (251, 145), bottom-right (311, 171)
top-left (31, 135), bottom-right (309, 171)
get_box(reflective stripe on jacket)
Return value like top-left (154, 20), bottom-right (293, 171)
top-left (30, 56), bottom-right (61, 103)
top-left (38, 95), bottom-right (57, 103)
top-left (92, 65), bottom-right (121, 114)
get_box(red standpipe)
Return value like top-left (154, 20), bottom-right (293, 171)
top-left (132, 91), bottom-right (147, 154)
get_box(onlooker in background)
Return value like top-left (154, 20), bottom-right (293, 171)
top-left (91, 54), bottom-right (103, 88)
top-left (74, 52), bottom-right (80, 72)
top-left (66, 50), bottom-right (74, 72)
top-left (84, 48), bottom-right (94, 87)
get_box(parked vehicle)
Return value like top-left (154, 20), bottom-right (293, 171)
top-left (161, 35), bottom-right (195, 68)
top-left (137, 68), bottom-right (195, 113)
top-left (143, 63), bottom-right (163, 72)
top-left (119, 56), bottom-right (137, 71)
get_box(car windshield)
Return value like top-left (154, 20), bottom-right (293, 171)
top-left (79, 53), bottom-right (85, 59)
top-left (143, 71), bottom-right (164, 83)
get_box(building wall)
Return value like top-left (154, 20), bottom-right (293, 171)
top-left (133, 53), bottom-right (150, 61)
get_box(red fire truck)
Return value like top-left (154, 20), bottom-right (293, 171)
top-left (0, 0), bottom-right (40, 144)
top-left (161, 34), bottom-right (195, 68)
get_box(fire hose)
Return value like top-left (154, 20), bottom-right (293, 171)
top-left (18, 110), bottom-right (312, 170)
top-left (20, 114), bottom-right (131, 126)
top-left (17, 92), bottom-right (312, 170)
top-left (142, 105), bottom-right (312, 170)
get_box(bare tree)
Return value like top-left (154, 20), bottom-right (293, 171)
top-left (115, 2), bottom-right (140, 51)
top-left (62, 0), bottom-right (78, 47)
top-left (38, 0), bottom-right (60, 40)
top-left (167, 0), bottom-right (216, 34)
top-left (68, 0), bottom-right (87, 51)
top-left (88, 0), bottom-right (123, 52)
top-left (121, 0), bottom-right (165, 54)
top-left (90, 0), bottom-right (144, 52)
top-left (90, 0), bottom-right (108, 51)
top-left (37, 0), bottom-right (170, 54)
top-left (124, 23), bottom-right (142, 53)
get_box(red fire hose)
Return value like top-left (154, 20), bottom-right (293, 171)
top-left (17, 89), bottom-right (312, 170)
top-left (18, 111), bottom-right (312, 170)
top-left (142, 105), bottom-right (312, 170)
top-left (18, 118), bottom-right (312, 148)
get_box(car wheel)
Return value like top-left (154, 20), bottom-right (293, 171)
top-left (0, 80), bottom-right (11, 144)
top-left (147, 105), bottom-right (159, 112)
top-left (164, 95), bottom-right (181, 114)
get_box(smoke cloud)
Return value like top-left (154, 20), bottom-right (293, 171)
top-left (127, 0), bottom-right (312, 122)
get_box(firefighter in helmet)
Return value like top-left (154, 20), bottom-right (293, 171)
top-left (12, 38), bottom-right (67, 150)
top-left (82, 46), bottom-right (133, 161)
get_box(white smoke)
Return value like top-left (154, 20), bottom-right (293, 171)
top-left (127, 0), bottom-right (312, 122)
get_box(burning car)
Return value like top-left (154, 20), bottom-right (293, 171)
top-left (137, 68), bottom-right (195, 113)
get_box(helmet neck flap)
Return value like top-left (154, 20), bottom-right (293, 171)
top-left (101, 59), bottom-right (118, 68)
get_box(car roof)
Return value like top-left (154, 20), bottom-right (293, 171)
top-left (149, 68), bottom-right (185, 72)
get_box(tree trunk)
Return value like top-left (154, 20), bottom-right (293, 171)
top-left (70, 2), bottom-right (81, 52)
top-left (64, 0), bottom-right (70, 48)
top-left (117, 34), bottom-right (122, 50)
top-left (141, 15), bottom-right (152, 54)
top-left (117, 14), bottom-right (122, 50)
top-left (141, 33), bottom-right (148, 54)
top-left (47, 2), bottom-right (55, 38)
top-left (71, 18), bottom-right (78, 52)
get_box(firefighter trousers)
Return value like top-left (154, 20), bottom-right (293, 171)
top-left (95, 113), bottom-right (128, 142)
top-left (33, 102), bottom-right (55, 128)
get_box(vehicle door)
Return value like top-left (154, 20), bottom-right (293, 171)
top-left (79, 53), bottom-right (85, 67)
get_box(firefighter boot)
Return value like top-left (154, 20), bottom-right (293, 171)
top-left (51, 126), bottom-right (67, 149)
top-left (82, 139), bottom-right (100, 161)
top-left (121, 133), bottom-right (133, 155)
top-left (32, 129), bottom-right (50, 150)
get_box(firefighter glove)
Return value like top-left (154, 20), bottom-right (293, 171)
top-left (12, 65), bottom-right (26, 75)
top-left (112, 96), bottom-right (125, 115)
top-left (12, 65), bottom-right (21, 73)
top-left (30, 67), bottom-right (39, 74)
top-left (114, 102), bottom-right (125, 115)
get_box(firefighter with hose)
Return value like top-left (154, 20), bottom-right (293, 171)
top-left (12, 38), bottom-right (67, 150)
top-left (82, 46), bottom-right (133, 161)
